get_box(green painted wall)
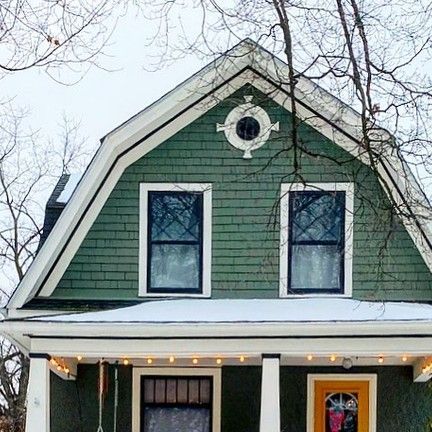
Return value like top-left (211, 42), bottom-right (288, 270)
top-left (279, 366), bottom-right (432, 432)
top-left (50, 365), bottom-right (432, 432)
top-left (48, 85), bottom-right (432, 301)
top-left (50, 365), bottom-right (132, 432)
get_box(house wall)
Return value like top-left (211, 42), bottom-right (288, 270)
top-left (50, 365), bottom-right (432, 432)
top-left (48, 85), bottom-right (432, 301)
top-left (50, 365), bottom-right (132, 432)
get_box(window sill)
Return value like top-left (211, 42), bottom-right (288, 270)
top-left (138, 291), bottom-right (211, 299)
top-left (280, 293), bottom-right (352, 299)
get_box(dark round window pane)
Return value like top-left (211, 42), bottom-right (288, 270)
top-left (236, 116), bottom-right (260, 141)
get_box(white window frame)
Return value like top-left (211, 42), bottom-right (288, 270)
top-left (132, 367), bottom-right (222, 432)
top-left (139, 183), bottom-right (212, 297)
top-left (306, 373), bottom-right (377, 432)
top-left (279, 182), bottom-right (354, 298)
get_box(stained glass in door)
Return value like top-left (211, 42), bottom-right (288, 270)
top-left (325, 392), bottom-right (358, 432)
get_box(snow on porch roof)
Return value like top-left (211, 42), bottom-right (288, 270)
top-left (30, 298), bottom-right (432, 324)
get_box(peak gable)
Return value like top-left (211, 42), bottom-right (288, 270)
top-left (8, 40), bottom-right (432, 309)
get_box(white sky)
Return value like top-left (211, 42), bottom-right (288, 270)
top-left (1, 7), bottom-right (431, 198)
top-left (0, 11), bottom-right (206, 153)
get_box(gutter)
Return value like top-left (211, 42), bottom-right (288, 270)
top-left (1, 319), bottom-right (432, 340)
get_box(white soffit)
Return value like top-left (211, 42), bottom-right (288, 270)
top-left (8, 39), bottom-right (432, 309)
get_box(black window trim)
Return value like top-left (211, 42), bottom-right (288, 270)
top-left (287, 190), bottom-right (346, 295)
top-left (146, 190), bottom-right (204, 294)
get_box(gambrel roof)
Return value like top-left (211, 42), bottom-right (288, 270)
top-left (7, 39), bottom-right (432, 310)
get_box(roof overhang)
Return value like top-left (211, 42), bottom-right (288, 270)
top-left (2, 299), bottom-right (432, 356)
top-left (7, 39), bottom-right (432, 309)
top-left (3, 322), bottom-right (432, 362)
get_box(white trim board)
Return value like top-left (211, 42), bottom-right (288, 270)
top-left (139, 183), bottom-right (212, 297)
top-left (28, 335), bottom-right (432, 359)
top-left (132, 367), bottom-right (221, 432)
top-left (7, 40), bottom-right (432, 309)
top-left (279, 182), bottom-right (354, 298)
top-left (307, 374), bottom-right (377, 432)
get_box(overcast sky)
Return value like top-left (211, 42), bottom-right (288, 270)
top-left (1, 7), bottom-right (431, 199)
top-left (0, 10), bottom-right (206, 155)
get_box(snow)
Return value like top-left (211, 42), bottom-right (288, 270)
top-left (57, 173), bottom-right (82, 204)
top-left (31, 298), bottom-right (432, 323)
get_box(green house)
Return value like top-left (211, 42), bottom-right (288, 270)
top-left (1, 40), bottom-right (432, 432)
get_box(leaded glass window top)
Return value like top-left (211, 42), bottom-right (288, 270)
top-left (150, 194), bottom-right (201, 242)
top-left (325, 392), bottom-right (358, 432)
top-left (141, 377), bottom-right (211, 432)
top-left (291, 193), bottom-right (344, 242)
top-left (288, 191), bottom-right (345, 293)
top-left (148, 191), bottom-right (203, 293)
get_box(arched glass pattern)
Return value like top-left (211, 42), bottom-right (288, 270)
top-left (325, 392), bottom-right (358, 432)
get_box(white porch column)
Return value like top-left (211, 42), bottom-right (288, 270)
top-left (259, 354), bottom-right (280, 432)
top-left (25, 357), bottom-right (50, 432)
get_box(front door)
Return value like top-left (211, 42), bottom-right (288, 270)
top-left (313, 379), bottom-right (370, 432)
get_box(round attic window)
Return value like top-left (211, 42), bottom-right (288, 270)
top-left (216, 95), bottom-right (279, 159)
top-left (236, 116), bottom-right (261, 141)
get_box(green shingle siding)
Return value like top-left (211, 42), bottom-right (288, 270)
top-left (50, 365), bottom-right (432, 432)
top-left (49, 85), bottom-right (431, 301)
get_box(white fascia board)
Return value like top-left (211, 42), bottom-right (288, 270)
top-left (8, 41), bottom-right (432, 308)
top-left (29, 336), bottom-right (432, 359)
top-left (8, 144), bottom-right (118, 308)
top-left (3, 319), bottom-right (432, 341)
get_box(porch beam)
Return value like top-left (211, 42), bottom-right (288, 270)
top-left (30, 336), bottom-right (432, 358)
top-left (259, 354), bottom-right (280, 432)
top-left (413, 357), bottom-right (432, 382)
top-left (25, 357), bottom-right (50, 432)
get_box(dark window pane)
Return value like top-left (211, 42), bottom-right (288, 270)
top-left (148, 191), bottom-right (203, 293)
top-left (143, 407), bottom-right (210, 432)
top-left (289, 191), bottom-right (345, 293)
top-left (150, 244), bottom-right (200, 289)
top-left (292, 192), bottom-right (344, 242)
top-left (291, 245), bottom-right (341, 290)
top-left (150, 193), bottom-right (201, 241)
top-left (236, 116), bottom-right (260, 141)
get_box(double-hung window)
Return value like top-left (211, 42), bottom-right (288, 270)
top-left (280, 183), bottom-right (353, 296)
top-left (139, 184), bottom-right (212, 296)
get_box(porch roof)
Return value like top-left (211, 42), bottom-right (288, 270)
top-left (28, 298), bottom-right (432, 324)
